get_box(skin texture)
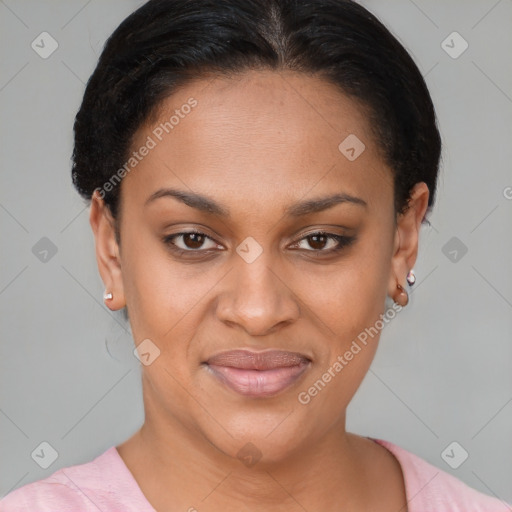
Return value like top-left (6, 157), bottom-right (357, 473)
top-left (89, 69), bottom-right (429, 511)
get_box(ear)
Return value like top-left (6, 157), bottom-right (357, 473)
top-left (387, 182), bottom-right (430, 300)
top-left (89, 190), bottom-right (125, 311)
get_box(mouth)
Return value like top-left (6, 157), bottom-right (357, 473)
top-left (204, 349), bottom-right (311, 398)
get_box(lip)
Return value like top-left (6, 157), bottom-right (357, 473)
top-left (204, 349), bottom-right (311, 398)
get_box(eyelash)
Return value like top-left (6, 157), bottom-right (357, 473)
top-left (163, 229), bottom-right (356, 258)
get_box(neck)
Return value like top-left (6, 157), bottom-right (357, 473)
top-left (120, 406), bottom-right (373, 511)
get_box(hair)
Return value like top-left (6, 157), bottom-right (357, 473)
top-left (72, 0), bottom-right (441, 240)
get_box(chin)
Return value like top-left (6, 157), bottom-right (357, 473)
top-left (196, 405), bottom-right (314, 468)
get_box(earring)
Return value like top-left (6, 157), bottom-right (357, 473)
top-left (103, 290), bottom-right (113, 301)
top-left (394, 283), bottom-right (409, 307)
top-left (406, 269), bottom-right (416, 286)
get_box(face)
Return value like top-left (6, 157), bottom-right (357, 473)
top-left (91, 69), bottom-right (428, 465)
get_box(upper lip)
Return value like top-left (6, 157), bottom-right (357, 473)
top-left (205, 349), bottom-right (311, 370)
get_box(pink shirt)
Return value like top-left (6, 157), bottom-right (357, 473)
top-left (1, 437), bottom-right (509, 511)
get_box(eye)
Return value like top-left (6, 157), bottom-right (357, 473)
top-left (163, 229), bottom-right (356, 258)
top-left (163, 230), bottom-right (222, 254)
top-left (290, 231), bottom-right (356, 254)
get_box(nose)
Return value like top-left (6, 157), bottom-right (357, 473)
top-left (215, 252), bottom-right (301, 337)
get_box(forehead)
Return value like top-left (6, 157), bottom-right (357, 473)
top-left (123, 69), bottom-right (392, 215)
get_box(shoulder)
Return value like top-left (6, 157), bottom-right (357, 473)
top-left (370, 438), bottom-right (511, 512)
top-left (0, 446), bottom-right (141, 512)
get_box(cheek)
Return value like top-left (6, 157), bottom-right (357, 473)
top-left (121, 228), bottom-right (223, 362)
top-left (331, 234), bottom-right (394, 375)
top-left (119, 228), bottom-right (186, 341)
top-left (302, 248), bottom-right (390, 346)
top-left (298, 262), bottom-right (390, 420)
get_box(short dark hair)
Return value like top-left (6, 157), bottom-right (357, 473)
top-left (72, 0), bottom-right (441, 233)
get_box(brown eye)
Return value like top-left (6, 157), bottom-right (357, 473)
top-left (182, 232), bottom-right (206, 249)
top-left (291, 232), bottom-right (356, 254)
top-left (307, 233), bottom-right (329, 250)
top-left (163, 230), bottom-right (220, 253)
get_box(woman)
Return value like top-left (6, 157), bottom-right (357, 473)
top-left (1, 0), bottom-right (509, 510)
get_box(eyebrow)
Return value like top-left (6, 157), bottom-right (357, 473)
top-left (144, 187), bottom-right (368, 217)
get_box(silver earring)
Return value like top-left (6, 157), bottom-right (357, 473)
top-left (406, 269), bottom-right (416, 286)
top-left (103, 291), bottom-right (113, 301)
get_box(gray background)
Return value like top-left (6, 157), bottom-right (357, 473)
top-left (1, 0), bottom-right (511, 505)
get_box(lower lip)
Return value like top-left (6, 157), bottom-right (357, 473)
top-left (205, 361), bottom-right (310, 398)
